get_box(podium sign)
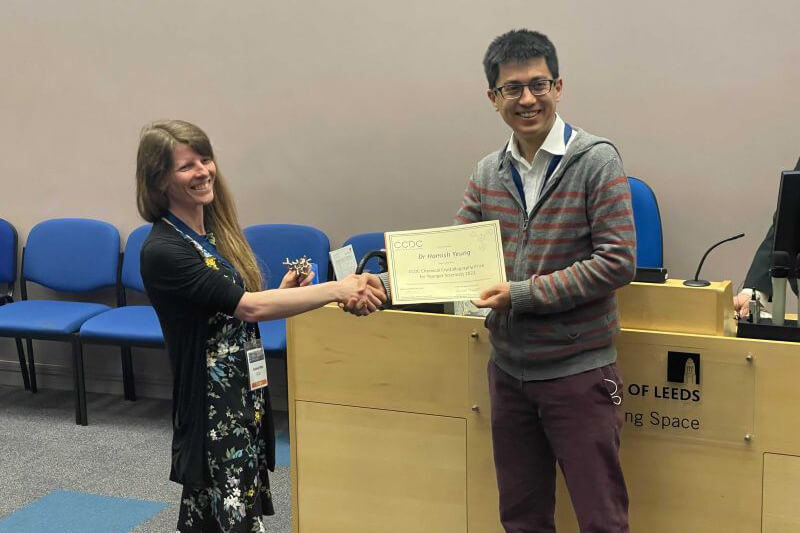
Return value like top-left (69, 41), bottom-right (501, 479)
top-left (617, 340), bottom-right (755, 445)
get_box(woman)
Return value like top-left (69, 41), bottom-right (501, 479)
top-left (137, 120), bottom-right (383, 532)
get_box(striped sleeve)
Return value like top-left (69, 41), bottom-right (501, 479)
top-left (454, 168), bottom-right (483, 225)
top-left (510, 150), bottom-right (636, 314)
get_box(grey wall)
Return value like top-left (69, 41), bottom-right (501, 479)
top-left (1, 0), bottom-right (798, 400)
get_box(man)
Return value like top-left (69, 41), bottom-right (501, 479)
top-left (350, 30), bottom-right (635, 532)
top-left (733, 156), bottom-right (800, 318)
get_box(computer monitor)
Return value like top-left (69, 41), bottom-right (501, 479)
top-left (772, 157), bottom-right (800, 269)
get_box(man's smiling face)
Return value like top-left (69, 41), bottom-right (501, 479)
top-left (488, 57), bottom-right (562, 147)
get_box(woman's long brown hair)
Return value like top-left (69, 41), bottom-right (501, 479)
top-left (136, 120), bottom-right (262, 291)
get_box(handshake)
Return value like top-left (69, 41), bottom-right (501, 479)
top-left (336, 273), bottom-right (387, 316)
top-left (277, 262), bottom-right (386, 316)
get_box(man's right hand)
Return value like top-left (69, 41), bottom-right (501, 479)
top-left (339, 273), bottom-right (387, 316)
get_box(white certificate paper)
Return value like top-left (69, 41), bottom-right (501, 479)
top-left (385, 221), bottom-right (507, 305)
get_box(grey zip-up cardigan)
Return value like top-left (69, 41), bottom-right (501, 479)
top-left (458, 126), bottom-right (636, 380)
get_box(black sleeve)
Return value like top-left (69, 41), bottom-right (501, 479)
top-left (743, 212), bottom-right (776, 296)
top-left (751, 157), bottom-right (800, 296)
top-left (141, 238), bottom-right (245, 316)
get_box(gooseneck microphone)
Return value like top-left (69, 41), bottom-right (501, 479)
top-left (771, 251), bottom-right (790, 326)
top-left (683, 233), bottom-right (745, 287)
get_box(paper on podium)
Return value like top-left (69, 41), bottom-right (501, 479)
top-left (385, 221), bottom-right (507, 305)
top-left (329, 244), bottom-right (358, 279)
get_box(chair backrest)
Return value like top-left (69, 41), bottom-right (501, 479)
top-left (628, 176), bottom-right (664, 268)
top-left (342, 232), bottom-right (385, 275)
top-left (121, 224), bottom-right (152, 293)
top-left (0, 218), bottom-right (17, 287)
top-left (23, 218), bottom-right (120, 293)
top-left (244, 224), bottom-right (330, 289)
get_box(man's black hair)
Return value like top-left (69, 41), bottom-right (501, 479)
top-left (483, 29), bottom-right (559, 89)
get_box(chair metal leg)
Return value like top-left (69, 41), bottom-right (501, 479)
top-left (72, 338), bottom-right (88, 426)
top-left (25, 338), bottom-right (37, 393)
top-left (14, 338), bottom-right (31, 390)
top-left (121, 345), bottom-right (136, 401)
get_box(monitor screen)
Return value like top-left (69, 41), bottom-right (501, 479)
top-left (772, 167), bottom-right (800, 267)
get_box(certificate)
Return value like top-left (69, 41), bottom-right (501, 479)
top-left (385, 220), bottom-right (507, 305)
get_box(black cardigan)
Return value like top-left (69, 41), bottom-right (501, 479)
top-left (140, 220), bottom-right (254, 488)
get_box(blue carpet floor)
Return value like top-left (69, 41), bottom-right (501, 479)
top-left (0, 490), bottom-right (167, 533)
top-left (0, 385), bottom-right (294, 532)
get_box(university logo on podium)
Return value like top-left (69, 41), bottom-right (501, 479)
top-left (667, 351), bottom-right (701, 385)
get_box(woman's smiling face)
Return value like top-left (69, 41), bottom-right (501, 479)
top-left (165, 143), bottom-right (217, 212)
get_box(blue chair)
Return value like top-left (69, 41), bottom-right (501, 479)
top-left (0, 218), bottom-right (31, 390)
top-left (243, 224), bottom-right (330, 355)
top-left (0, 219), bottom-right (120, 425)
top-left (0, 218), bottom-right (16, 305)
top-left (79, 224), bottom-right (165, 402)
top-left (342, 232), bottom-right (386, 275)
top-left (628, 176), bottom-right (664, 268)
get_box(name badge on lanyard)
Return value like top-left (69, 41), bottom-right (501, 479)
top-left (245, 339), bottom-right (268, 391)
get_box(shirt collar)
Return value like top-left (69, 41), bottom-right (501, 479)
top-left (505, 114), bottom-right (566, 168)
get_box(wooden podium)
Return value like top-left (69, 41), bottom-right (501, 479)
top-left (287, 308), bottom-right (496, 532)
top-left (287, 282), bottom-right (800, 532)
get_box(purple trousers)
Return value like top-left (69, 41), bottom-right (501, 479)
top-left (488, 360), bottom-right (629, 533)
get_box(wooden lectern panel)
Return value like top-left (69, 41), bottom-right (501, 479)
top-left (617, 280), bottom-right (735, 336)
top-left (289, 307), bottom-right (468, 417)
top-left (295, 401), bottom-right (467, 533)
top-left (763, 453), bottom-right (800, 532)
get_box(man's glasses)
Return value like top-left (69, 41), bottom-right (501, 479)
top-left (493, 79), bottom-right (556, 100)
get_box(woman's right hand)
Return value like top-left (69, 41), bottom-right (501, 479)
top-left (335, 274), bottom-right (386, 316)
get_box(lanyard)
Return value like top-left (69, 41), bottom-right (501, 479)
top-left (510, 122), bottom-right (573, 212)
top-left (163, 212), bottom-right (235, 273)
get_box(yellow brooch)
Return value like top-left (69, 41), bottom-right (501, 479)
top-left (205, 257), bottom-right (219, 270)
top-left (254, 410), bottom-right (262, 424)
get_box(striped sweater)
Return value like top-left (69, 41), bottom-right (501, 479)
top-left (457, 126), bottom-right (636, 380)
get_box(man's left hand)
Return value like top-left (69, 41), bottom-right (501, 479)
top-left (473, 282), bottom-right (511, 310)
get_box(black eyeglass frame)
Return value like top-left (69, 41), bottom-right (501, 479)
top-left (493, 79), bottom-right (558, 100)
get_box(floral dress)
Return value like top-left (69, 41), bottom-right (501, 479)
top-left (168, 228), bottom-right (275, 533)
